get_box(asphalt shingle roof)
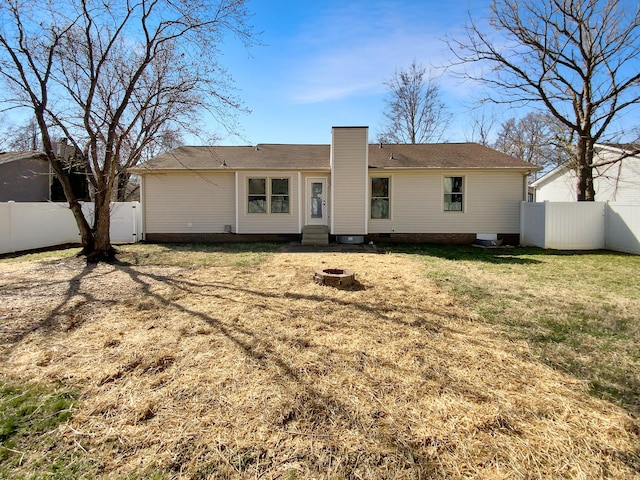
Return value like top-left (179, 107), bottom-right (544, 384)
top-left (0, 151), bottom-right (46, 166)
top-left (132, 143), bottom-right (538, 172)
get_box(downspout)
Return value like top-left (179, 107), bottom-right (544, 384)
top-left (139, 175), bottom-right (146, 241)
top-left (235, 172), bottom-right (239, 234)
top-left (363, 132), bottom-right (369, 235)
top-left (330, 132), bottom-right (335, 235)
top-left (131, 202), bottom-right (138, 243)
top-left (298, 172), bottom-right (302, 233)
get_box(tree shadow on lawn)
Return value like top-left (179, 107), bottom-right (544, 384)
top-left (2, 259), bottom-right (454, 474)
top-left (107, 265), bottom-right (469, 475)
top-left (3, 256), bottom-right (640, 476)
top-left (384, 244), bottom-right (624, 264)
top-left (105, 264), bottom-right (640, 476)
top-left (0, 262), bottom-right (119, 348)
top-left (123, 242), bottom-right (282, 255)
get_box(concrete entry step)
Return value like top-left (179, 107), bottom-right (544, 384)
top-left (302, 225), bottom-right (329, 245)
top-left (302, 225), bottom-right (329, 234)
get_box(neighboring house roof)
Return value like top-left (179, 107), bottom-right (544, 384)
top-left (530, 163), bottom-right (569, 188)
top-left (0, 151), bottom-right (46, 165)
top-left (598, 143), bottom-right (640, 152)
top-left (530, 143), bottom-right (640, 188)
top-left (132, 143), bottom-right (538, 173)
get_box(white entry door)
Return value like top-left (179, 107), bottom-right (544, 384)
top-left (306, 177), bottom-right (328, 225)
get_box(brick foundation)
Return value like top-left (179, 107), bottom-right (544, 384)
top-left (365, 233), bottom-right (520, 246)
top-left (145, 233), bottom-right (301, 243)
top-left (145, 232), bottom-right (521, 246)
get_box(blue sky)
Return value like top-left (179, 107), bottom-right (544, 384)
top-left (215, 0), bottom-right (488, 145)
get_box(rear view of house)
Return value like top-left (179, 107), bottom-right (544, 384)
top-left (131, 126), bottom-right (538, 244)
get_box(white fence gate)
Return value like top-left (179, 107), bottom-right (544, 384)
top-left (0, 202), bottom-right (142, 255)
top-left (521, 201), bottom-right (640, 254)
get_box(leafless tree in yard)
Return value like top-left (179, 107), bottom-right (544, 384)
top-left (0, 117), bottom-right (40, 151)
top-left (116, 127), bottom-right (185, 202)
top-left (465, 109), bottom-right (497, 146)
top-left (494, 112), bottom-right (574, 177)
top-left (378, 60), bottom-right (451, 144)
top-left (0, 0), bottom-right (254, 261)
top-left (448, 0), bottom-right (640, 200)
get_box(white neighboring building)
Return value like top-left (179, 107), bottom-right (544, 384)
top-left (531, 144), bottom-right (640, 203)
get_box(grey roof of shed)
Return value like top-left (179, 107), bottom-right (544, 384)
top-left (132, 143), bottom-right (538, 173)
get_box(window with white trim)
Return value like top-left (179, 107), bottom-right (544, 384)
top-left (371, 177), bottom-right (390, 219)
top-left (270, 178), bottom-right (289, 213)
top-left (247, 177), bottom-right (290, 214)
top-left (443, 176), bottom-right (464, 211)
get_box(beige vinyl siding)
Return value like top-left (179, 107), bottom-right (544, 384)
top-left (236, 172), bottom-right (300, 234)
top-left (368, 170), bottom-right (526, 234)
top-left (143, 172), bottom-right (235, 233)
top-left (330, 127), bottom-right (368, 235)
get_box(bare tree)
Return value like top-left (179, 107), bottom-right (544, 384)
top-left (465, 109), bottom-right (497, 146)
top-left (0, 0), bottom-right (253, 261)
top-left (449, 0), bottom-right (640, 201)
top-left (378, 61), bottom-right (451, 144)
top-left (117, 127), bottom-right (185, 202)
top-left (494, 112), bottom-right (574, 176)
top-left (1, 117), bottom-right (40, 151)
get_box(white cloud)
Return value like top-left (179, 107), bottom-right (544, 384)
top-left (285, 1), bottom-right (468, 104)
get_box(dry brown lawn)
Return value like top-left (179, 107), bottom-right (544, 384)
top-left (1, 247), bottom-right (639, 479)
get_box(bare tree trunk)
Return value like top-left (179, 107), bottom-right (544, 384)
top-left (116, 172), bottom-right (129, 202)
top-left (576, 138), bottom-right (597, 201)
top-left (90, 187), bottom-right (116, 262)
top-left (37, 113), bottom-right (95, 251)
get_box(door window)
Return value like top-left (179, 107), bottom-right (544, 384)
top-left (311, 182), bottom-right (323, 218)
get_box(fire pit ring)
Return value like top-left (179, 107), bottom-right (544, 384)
top-left (314, 268), bottom-right (356, 287)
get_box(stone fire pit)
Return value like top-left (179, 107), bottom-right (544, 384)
top-left (313, 268), bottom-right (356, 287)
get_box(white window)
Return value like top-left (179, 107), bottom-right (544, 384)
top-left (444, 176), bottom-right (464, 211)
top-left (270, 178), bottom-right (290, 213)
top-left (248, 177), bottom-right (290, 214)
top-left (371, 177), bottom-right (390, 219)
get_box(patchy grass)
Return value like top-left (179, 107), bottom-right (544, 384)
top-left (0, 244), bottom-right (639, 478)
top-left (0, 246), bottom-right (82, 264)
top-left (394, 244), bottom-right (640, 414)
top-left (0, 382), bottom-right (88, 478)
top-left (114, 242), bottom-right (280, 268)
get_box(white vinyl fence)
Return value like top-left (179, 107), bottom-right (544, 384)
top-left (521, 201), bottom-right (640, 254)
top-left (0, 202), bottom-right (141, 255)
top-left (605, 204), bottom-right (640, 255)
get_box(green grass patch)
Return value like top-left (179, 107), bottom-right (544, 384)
top-left (114, 242), bottom-right (280, 268)
top-left (0, 246), bottom-right (82, 264)
top-left (394, 244), bottom-right (640, 414)
top-left (0, 382), bottom-right (94, 478)
top-left (1, 243), bottom-right (281, 269)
